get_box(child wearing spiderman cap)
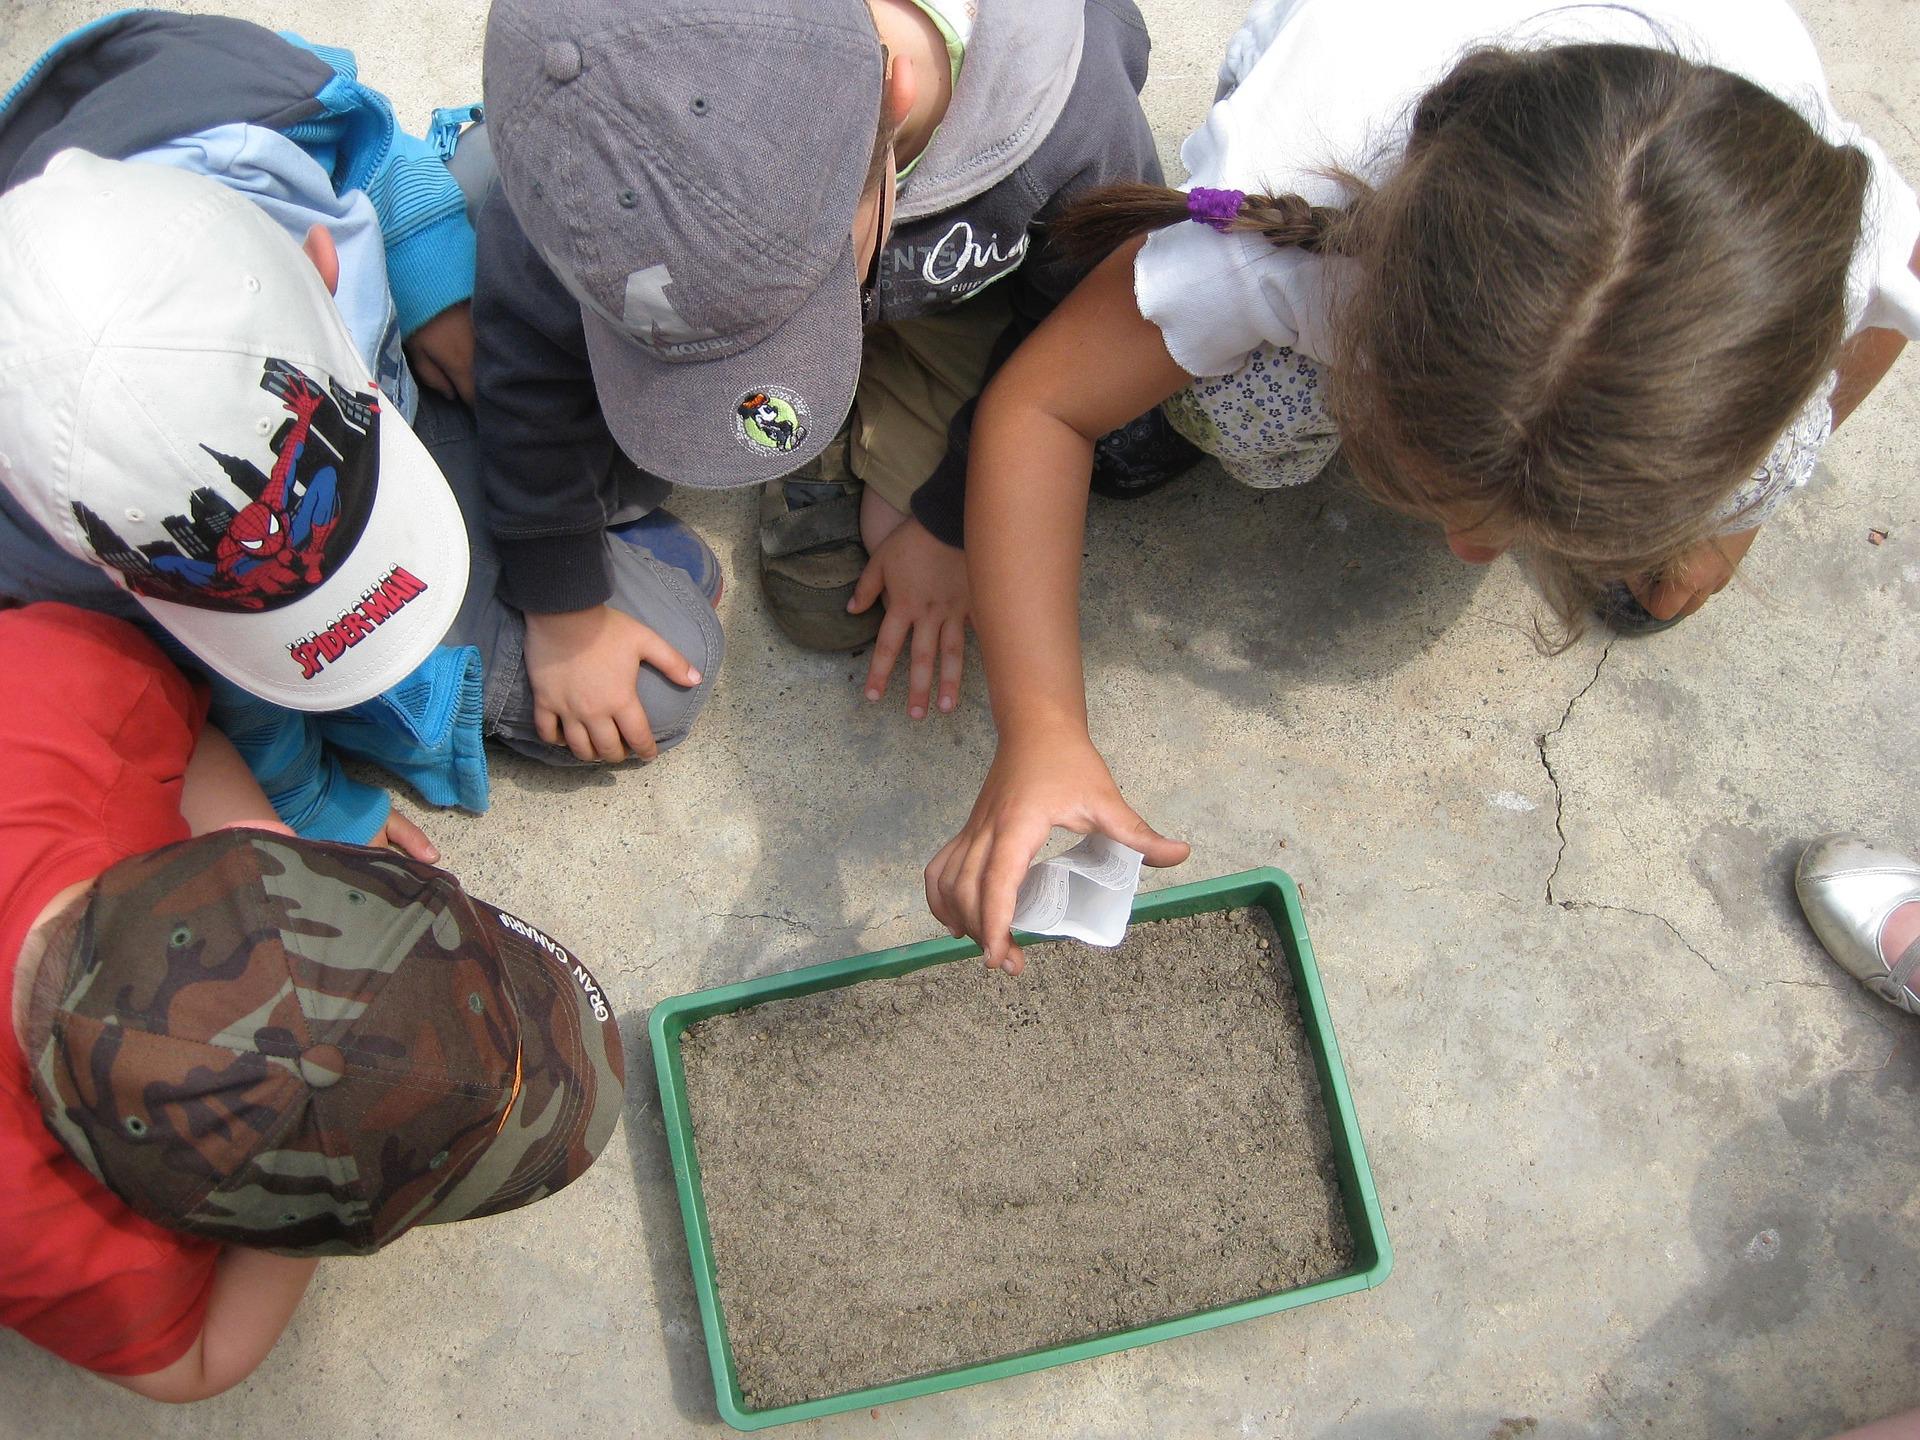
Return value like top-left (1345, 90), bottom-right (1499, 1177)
top-left (0, 14), bottom-right (726, 853)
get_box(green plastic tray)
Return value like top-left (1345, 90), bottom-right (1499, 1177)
top-left (648, 867), bottom-right (1392, 1430)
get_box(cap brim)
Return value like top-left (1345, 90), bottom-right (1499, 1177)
top-left (130, 398), bottom-right (469, 711)
top-left (421, 907), bottom-right (626, 1225)
top-left (583, 245), bottom-right (863, 488)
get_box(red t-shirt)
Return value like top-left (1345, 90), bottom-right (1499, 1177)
top-left (0, 604), bottom-right (220, 1376)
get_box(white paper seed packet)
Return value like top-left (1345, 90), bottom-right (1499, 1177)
top-left (1010, 834), bottom-right (1145, 947)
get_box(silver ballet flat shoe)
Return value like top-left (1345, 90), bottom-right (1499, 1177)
top-left (1795, 834), bottom-right (1920, 1015)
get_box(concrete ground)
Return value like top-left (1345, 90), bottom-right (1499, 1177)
top-left (2, 1), bottom-right (1917, 1436)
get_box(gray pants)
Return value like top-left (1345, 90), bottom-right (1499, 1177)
top-left (411, 391), bottom-right (722, 763)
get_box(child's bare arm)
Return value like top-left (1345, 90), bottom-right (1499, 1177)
top-left (179, 724), bottom-right (437, 859)
top-left (178, 724), bottom-right (286, 836)
top-left (927, 238), bottom-right (1193, 972)
top-left (106, 1250), bottom-right (318, 1404)
top-left (1831, 326), bottom-right (1908, 429)
top-left (1829, 238), bottom-right (1918, 429)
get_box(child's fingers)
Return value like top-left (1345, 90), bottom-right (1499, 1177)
top-left (560, 716), bottom-right (599, 763)
top-left (584, 714), bottom-right (629, 763)
top-left (611, 697), bottom-right (658, 762)
top-left (1092, 796), bottom-right (1191, 869)
top-left (864, 612), bottom-right (909, 701)
top-left (411, 353), bottom-right (455, 402)
top-left (948, 832), bottom-right (997, 961)
top-left (382, 809), bottom-right (440, 864)
top-left (1645, 576), bottom-right (1716, 621)
top-left (925, 835), bottom-right (965, 936)
top-left (930, 835), bottom-right (967, 934)
top-left (937, 619), bottom-right (964, 714)
top-left (1639, 577), bottom-right (1688, 621)
top-left (534, 703), bottom-right (563, 749)
top-left (906, 619), bottom-right (937, 720)
top-left (979, 841), bottom-right (1031, 976)
top-left (637, 630), bottom-right (701, 688)
top-left (443, 352), bottom-right (476, 408)
top-left (848, 555), bottom-right (886, 616)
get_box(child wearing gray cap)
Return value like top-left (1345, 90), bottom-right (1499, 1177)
top-left (474, 0), bottom-right (1188, 755)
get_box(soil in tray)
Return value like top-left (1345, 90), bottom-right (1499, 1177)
top-left (678, 908), bottom-right (1356, 1410)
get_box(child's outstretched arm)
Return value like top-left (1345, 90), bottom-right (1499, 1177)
top-left (182, 724), bottom-right (438, 861)
top-left (1828, 296), bottom-right (1913, 432)
top-left (926, 239), bottom-right (1194, 973)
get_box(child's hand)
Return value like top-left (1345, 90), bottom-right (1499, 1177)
top-left (523, 605), bottom-right (703, 762)
top-left (405, 301), bottom-right (476, 406)
top-left (849, 517), bottom-right (971, 719)
top-left (368, 807), bottom-right (439, 864)
top-left (926, 724), bottom-right (1189, 974)
top-left (1628, 526), bottom-right (1761, 622)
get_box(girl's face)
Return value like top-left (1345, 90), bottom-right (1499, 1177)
top-left (1375, 449), bottom-right (1516, 564)
top-left (1443, 526), bottom-right (1510, 565)
top-left (1410, 482), bottom-right (1515, 565)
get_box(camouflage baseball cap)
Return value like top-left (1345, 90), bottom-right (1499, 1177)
top-left (23, 829), bottom-right (626, 1256)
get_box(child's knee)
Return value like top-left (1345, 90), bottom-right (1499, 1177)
top-left (491, 540), bottom-right (723, 767)
top-left (630, 591), bottom-right (722, 756)
top-left (604, 526), bottom-right (722, 754)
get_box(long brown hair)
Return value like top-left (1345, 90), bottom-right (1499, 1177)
top-left (1056, 44), bottom-right (1870, 644)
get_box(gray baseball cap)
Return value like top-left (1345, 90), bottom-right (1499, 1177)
top-left (484, 0), bottom-right (885, 487)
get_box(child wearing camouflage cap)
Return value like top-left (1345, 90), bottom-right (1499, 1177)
top-left (0, 603), bottom-right (624, 1402)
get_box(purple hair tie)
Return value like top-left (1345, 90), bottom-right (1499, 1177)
top-left (1186, 186), bottom-right (1246, 233)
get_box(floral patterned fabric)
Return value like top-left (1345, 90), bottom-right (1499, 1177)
top-left (1161, 341), bottom-right (1834, 533)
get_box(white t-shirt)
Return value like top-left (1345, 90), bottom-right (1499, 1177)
top-left (1137, 0), bottom-right (1920, 378)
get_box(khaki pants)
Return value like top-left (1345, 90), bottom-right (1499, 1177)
top-left (850, 289), bottom-right (1012, 513)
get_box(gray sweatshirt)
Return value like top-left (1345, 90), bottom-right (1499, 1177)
top-left (472, 0), bottom-right (1161, 614)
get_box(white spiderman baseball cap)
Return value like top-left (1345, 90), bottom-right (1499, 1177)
top-left (0, 151), bottom-right (468, 710)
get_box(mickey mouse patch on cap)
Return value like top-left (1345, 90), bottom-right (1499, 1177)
top-left (734, 387), bottom-right (809, 456)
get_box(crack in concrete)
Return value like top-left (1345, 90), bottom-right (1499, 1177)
top-left (706, 910), bottom-right (916, 939)
top-left (1409, 881), bottom-right (1529, 907)
top-left (1523, 644), bottom-right (1737, 984)
top-left (1558, 899), bottom-right (1725, 979)
top-left (707, 910), bottom-right (821, 935)
top-left (1537, 639), bottom-right (1616, 905)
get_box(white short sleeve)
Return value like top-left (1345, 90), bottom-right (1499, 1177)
top-left (1131, 0), bottom-right (1920, 377)
top-left (1136, 225), bottom-right (1310, 377)
top-left (1845, 132), bottom-right (1920, 339)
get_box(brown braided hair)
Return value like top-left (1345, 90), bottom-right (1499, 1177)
top-left (1052, 43), bottom-right (1871, 645)
top-left (1051, 182), bottom-right (1354, 260)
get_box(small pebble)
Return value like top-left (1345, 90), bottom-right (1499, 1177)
top-left (1257, 938), bottom-right (1271, 951)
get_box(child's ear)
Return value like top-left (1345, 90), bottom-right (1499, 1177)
top-left (883, 48), bottom-right (917, 134)
top-left (301, 224), bottom-right (341, 298)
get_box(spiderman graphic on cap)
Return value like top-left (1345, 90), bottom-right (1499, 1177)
top-left (74, 358), bottom-right (381, 612)
top-left (207, 368), bottom-right (339, 594)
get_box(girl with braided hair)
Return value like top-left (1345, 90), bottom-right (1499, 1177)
top-left (925, 0), bottom-right (1920, 972)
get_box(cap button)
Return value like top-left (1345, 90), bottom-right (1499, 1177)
top-left (299, 1044), bottom-right (348, 1089)
top-left (544, 41), bottom-right (583, 82)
